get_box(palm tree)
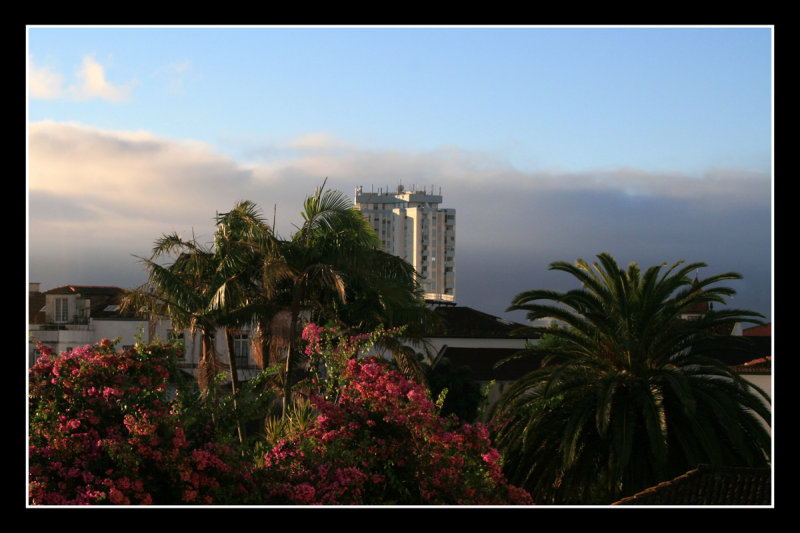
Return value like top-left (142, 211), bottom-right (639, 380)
top-left (313, 243), bottom-right (436, 386)
top-left (490, 252), bottom-right (771, 504)
top-left (122, 233), bottom-right (224, 398)
top-left (262, 180), bottom-right (384, 414)
top-left (260, 180), bottom-right (439, 411)
top-left (209, 200), bottom-right (278, 441)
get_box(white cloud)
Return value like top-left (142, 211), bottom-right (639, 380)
top-left (28, 55), bottom-right (135, 102)
top-left (69, 55), bottom-right (135, 102)
top-left (28, 57), bottom-right (64, 99)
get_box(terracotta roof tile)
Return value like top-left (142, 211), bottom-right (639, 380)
top-left (427, 306), bottom-right (530, 338)
top-left (612, 465), bottom-right (772, 505)
top-left (743, 324), bottom-right (772, 336)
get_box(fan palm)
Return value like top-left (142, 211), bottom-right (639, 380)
top-left (490, 252), bottom-right (771, 504)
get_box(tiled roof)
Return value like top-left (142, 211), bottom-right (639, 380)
top-left (426, 306), bottom-right (531, 338)
top-left (690, 335), bottom-right (772, 367)
top-left (38, 285), bottom-right (136, 321)
top-left (439, 346), bottom-right (543, 382)
top-left (611, 464), bottom-right (772, 506)
top-left (46, 285), bottom-right (127, 296)
top-left (730, 356), bottom-right (772, 375)
top-left (743, 323), bottom-right (771, 336)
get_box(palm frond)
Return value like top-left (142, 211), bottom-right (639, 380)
top-left (491, 252), bottom-right (771, 504)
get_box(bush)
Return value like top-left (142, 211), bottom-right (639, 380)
top-left (257, 324), bottom-right (533, 505)
top-left (28, 328), bottom-right (532, 506)
top-left (28, 339), bottom-right (256, 505)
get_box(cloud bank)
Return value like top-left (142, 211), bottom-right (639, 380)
top-left (27, 121), bottom-right (772, 321)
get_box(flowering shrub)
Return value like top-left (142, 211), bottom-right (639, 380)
top-left (259, 324), bottom-right (534, 505)
top-left (29, 329), bottom-right (533, 506)
top-left (28, 339), bottom-right (256, 505)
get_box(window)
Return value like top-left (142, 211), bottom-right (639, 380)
top-left (233, 333), bottom-right (250, 367)
top-left (55, 297), bottom-right (69, 322)
top-left (169, 330), bottom-right (186, 358)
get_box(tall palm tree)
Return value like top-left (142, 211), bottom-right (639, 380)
top-left (263, 180), bottom-right (383, 414)
top-left (490, 252), bottom-right (770, 504)
top-left (122, 233), bottom-right (224, 397)
top-left (209, 200), bottom-right (278, 441)
top-left (320, 245), bottom-right (436, 386)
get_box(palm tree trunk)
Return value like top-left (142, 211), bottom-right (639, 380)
top-left (282, 287), bottom-right (303, 417)
top-left (199, 332), bottom-right (219, 423)
top-left (225, 328), bottom-right (247, 444)
top-left (199, 333), bottom-right (216, 396)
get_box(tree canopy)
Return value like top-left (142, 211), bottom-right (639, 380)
top-left (490, 252), bottom-right (770, 504)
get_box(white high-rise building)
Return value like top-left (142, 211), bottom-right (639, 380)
top-left (354, 185), bottom-right (456, 303)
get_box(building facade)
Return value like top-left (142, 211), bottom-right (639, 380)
top-left (27, 284), bottom-right (163, 366)
top-left (27, 283), bottom-right (262, 385)
top-left (354, 185), bottom-right (456, 303)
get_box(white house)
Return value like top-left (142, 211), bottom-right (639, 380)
top-left (28, 284), bottom-right (170, 366)
top-left (407, 305), bottom-right (538, 411)
top-left (27, 283), bottom-right (261, 386)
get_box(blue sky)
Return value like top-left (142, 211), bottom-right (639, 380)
top-left (27, 25), bottom-right (773, 322)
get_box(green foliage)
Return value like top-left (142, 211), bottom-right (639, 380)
top-left (425, 357), bottom-right (484, 423)
top-left (490, 252), bottom-right (771, 504)
top-left (29, 330), bottom-right (532, 506)
top-left (256, 324), bottom-right (534, 505)
top-left (28, 339), bottom-right (261, 505)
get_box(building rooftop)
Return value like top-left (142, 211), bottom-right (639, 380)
top-left (426, 305), bottom-right (530, 339)
top-left (743, 323), bottom-right (772, 336)
top-left (30, 285), bottom-right (136, 323)
top-left (438, 346), bottom-right (543, 382)
top-left (611, 464), bottom-right (772, 505)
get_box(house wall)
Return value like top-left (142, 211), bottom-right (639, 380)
top-left (28, 318), bottom-right (173, 367)
top-left (92, 319), bottom-right (171, 349)
top-left (407, 336), bottom-right (531, 360)
top-left (29, 326), bottom-right (93, 365)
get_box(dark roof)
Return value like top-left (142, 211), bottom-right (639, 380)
top-left (439, 346), bottom-right (542, 382)
top-left (611, 465), bottom-right (772, 506)
top-left (36, 285), bottom-right (136, 321)
top-left (28, 288), bottom-right (46, 323)
top-left (691, 335), bottom-right (772, 367)
top-left (426, 306), bottom-right (531, 339)
top-left (46, 285), bottom-right (127, 296)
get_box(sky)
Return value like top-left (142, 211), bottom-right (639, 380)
top-left (27, 25), bottom-right (773, 325)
